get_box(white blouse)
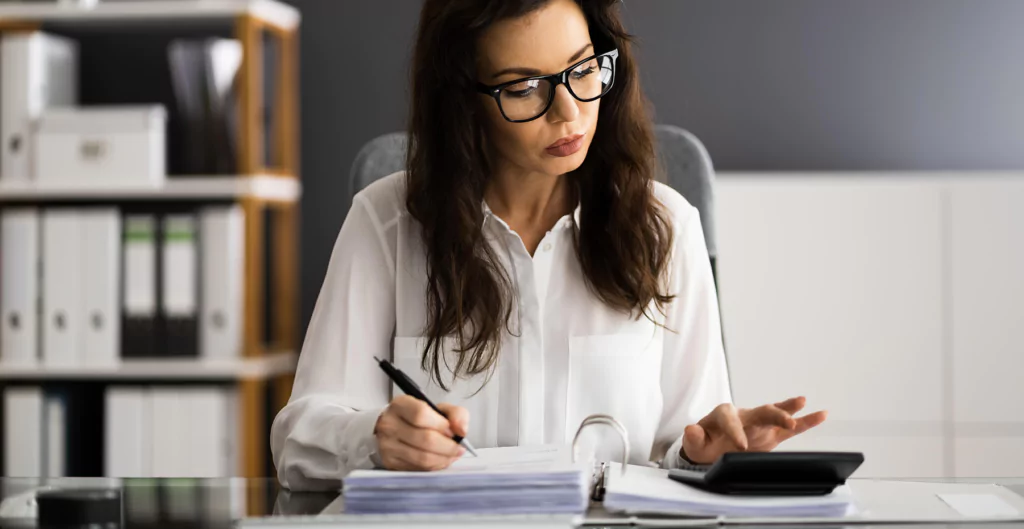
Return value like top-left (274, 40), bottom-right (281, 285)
top-left (271, 171), bottom-right (732, 491)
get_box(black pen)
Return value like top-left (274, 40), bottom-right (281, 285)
top-left (373, 356), bottom-right (479, 457)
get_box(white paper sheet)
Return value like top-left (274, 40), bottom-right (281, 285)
top-left (938, 493), bottom-right (1020, 517)
top-left (342, 445), bottom-right (589, 515)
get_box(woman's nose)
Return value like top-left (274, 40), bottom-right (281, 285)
top-left (547, 84), bottom-right (580, 123)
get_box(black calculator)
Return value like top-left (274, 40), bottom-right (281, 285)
top-left (668, 451), bottom-right (864, 496)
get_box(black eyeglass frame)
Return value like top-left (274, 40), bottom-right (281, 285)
top-left (476, 49), bottom-right (619, 123)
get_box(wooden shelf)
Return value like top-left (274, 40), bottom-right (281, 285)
top-left (0, 351), bottom-right (296, 381)
top-left (0, 174), bottom-right (301, 202)
top-left (0, 3), bottom-right (300, 489)
top-left (0, 0), bottom-right (300, 31)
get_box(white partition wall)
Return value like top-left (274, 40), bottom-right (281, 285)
top-left (716, 173), bottom-right (1024, 478)
top-left (948, 178), bottom-right (1024, 477)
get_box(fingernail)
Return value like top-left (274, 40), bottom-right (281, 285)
top-left (459, 447), bottom-right (466, 456)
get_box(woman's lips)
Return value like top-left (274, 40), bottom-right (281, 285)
top-left (546, 133), bottom-right (585, 157)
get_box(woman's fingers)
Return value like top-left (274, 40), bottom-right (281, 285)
top-left (722, 407), bottom-right (749, 450)
top-left (682, 400), bottom-right (830, 463)
top-left (683, 424), bottom-right (708, 451)
top-left (374, 397), bottom-right (472, 471)
top-left (704, 403), bottom-right (748, 450)
top-left (397, 421), bottom-right (465, 458)
top-left (745, 404), bottom-right (797, 430)
top-left (389, 395), bottom-right (453, 436)
top-left (436, 402), bottom-right (470, 438)
top-left (770, 410), bottom-right (829, 444)
top-left (378, 436), bottom-right (458, 471)
top-left (681, 424), bottom-right (719, 463)
top-left (774, 396), bottom-right (807, 415)
top-left (768, 397), bottom-right (828, 435)
top-left (793, 410), bottom-right (829, 433)
top-left (684, 404), bottom-right (749, 463)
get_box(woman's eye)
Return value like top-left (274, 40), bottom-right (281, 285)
top-left (504, 81), bottom-right (538, 98)
top-left (571, 66), bottom-right (597, 80)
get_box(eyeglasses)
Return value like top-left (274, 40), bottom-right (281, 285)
top-left (477, 49), bottom-right (619, 123)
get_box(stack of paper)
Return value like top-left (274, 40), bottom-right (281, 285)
top-left (603, 464), bottom-right (855, 518)
top-left (342, 445), bottom-right (589, 515)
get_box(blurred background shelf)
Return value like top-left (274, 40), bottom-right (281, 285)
top-left (0, 351), bottom-right (296, 381)
top-left (0, 174), bottom-right (301, 202)
top-left (0, 0), bottom-right (300, 30)
top-left (0, 1), bottom-right (301, 499)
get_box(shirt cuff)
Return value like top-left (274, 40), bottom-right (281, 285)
top-left (661, 435), bottom-right (689, 469)
top-left (338, 407), bottom-right (385, 472)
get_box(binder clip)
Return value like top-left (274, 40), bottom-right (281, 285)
top-left (571, 414), bottom-right (630, 502)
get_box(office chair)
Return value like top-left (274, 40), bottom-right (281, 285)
top-left (348, 132), bottom-right (409, 205)
top-left (348, 127), bottom-right (731, 386)
top-left (652, 124), bottom-right (718, 278)
top-left (651, 125), bottom-right (730, 390)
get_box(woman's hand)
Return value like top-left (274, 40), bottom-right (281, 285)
top-left (373, 395), bottom-right (469, 471)
top-left (680, 396), bottom-right (828, 464)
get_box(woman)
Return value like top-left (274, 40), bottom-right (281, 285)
top-left (272, 0), bottom-right (827, 490)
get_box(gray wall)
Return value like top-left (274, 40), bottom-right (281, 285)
top-left (287, 0), bottom-right (421, 332)
top-left (622, 0), bottom-right (1024, 171)
top-left (291, 0), bottom-right (1024, 334)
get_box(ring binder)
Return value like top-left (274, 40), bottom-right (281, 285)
top-left (571, 414), bottom-right (630, 501)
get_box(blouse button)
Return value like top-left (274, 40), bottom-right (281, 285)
top-left (542, 243), bottom-right (553, 252)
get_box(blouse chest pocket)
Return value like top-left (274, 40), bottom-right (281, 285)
top-left (565, 333), bottom-right (664, 464)
top-left (391, 337), bottom-right (499, 447)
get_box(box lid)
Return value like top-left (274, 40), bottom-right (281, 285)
top-left (38, 105), bottom-right (167, 134)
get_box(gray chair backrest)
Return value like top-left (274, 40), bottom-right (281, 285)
top-left (652, 125), bottom-right (728, 387)
top-left (348, 126), bottom-right (717, 260)
top-left (654, 124), bottom-right (717, 260)
top-left (349, 132), bottom-right (409, 203)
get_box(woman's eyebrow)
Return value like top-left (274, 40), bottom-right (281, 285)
top-left (490, 42), bottom-right (595, 81)
top-left (565, 42), bottom-right (594, 65)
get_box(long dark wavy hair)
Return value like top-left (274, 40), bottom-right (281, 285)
top-left (406, 0), bottom-right (674, 389)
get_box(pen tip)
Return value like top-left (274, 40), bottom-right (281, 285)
top-left (373, 356), bottom-right (382, 363)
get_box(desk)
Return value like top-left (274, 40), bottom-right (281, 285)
top-left (2, 477), bottom-right (1024, 528)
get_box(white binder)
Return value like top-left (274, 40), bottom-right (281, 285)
top-left (41, 209), bottom-right (83, 367)
top-left (0, 32), bottom-right (77, 181)
top-left (184, 387), bottom-right (237, 478)
top-left (104, 386), bottom-right (151, 477)
top-left (150, 388), bottom-right (185, 477)
top-left (81, 208), bottom-right (122, 366)
top-left (0, 209), bottom-right (40, 366)
top-left (3, 386), bottom-right (44, 477)
top-left (200, 205), bottom-right (245, 359)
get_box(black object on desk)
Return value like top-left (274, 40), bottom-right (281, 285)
top-left (36, 489), bottom-right (122, 529)
top-left (373, 356), bottom-right (479, 457)
top-left (668, 451), bottom-right (865, 496)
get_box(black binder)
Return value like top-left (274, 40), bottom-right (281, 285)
top-left (160, 212), bottom-right (200, 358)
top-left (121, 214), bottom-right (159, 359)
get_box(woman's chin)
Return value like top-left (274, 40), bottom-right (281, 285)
top-left (541, 148), bottom-right (590, 175)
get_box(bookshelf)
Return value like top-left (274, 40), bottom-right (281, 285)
top-left (0, 350), bottom-right (296, 381)
top-left (0, 174), bottom-right (301, 202)
top-left (0, 0), bottom-right (301, 514)
top-left (0, 0), bottom-right (300, 31)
